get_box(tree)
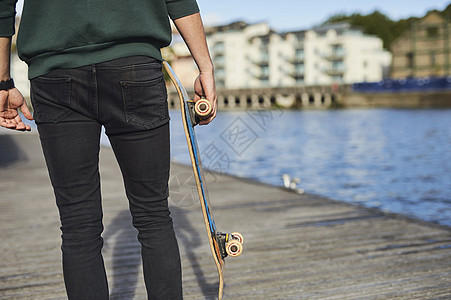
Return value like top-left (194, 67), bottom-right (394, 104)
top-left (322, 10), bottom-right (421, 50)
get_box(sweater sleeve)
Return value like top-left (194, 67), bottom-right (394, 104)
top-left (165, 0), bottom-right (199, 20)
top-left (0, 0), bottom-right (17, 37)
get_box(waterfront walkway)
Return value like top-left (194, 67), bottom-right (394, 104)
top-left (1, 133), bottom-right (450, 299)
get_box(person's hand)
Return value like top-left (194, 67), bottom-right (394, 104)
top-left (0, 87), bottom-right (33, 131)
top-left (193, 70), bottom-right (217, 125)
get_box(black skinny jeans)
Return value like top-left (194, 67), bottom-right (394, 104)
top-left (30, 56), bottom-right (182, 299)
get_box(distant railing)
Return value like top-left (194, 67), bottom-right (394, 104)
top-left (352, 76), bottom-right (451, 93)
top-left (167, 84), bottom-right (345, 110)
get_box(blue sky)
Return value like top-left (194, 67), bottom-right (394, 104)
top-left (196, 0), bottom-right (450, 31)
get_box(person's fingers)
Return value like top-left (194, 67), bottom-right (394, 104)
top-left (21, 102), bottom-right (34, 120)
top-left (0, 115), bottom-right (31, 131)
top-left (15, 114), bottom-right (32, 131)
top-left (198, 100), bottom-right (217, 125)
top-left (0, 119), bottom-right (16, 129)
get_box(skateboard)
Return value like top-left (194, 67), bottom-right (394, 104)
top-left (163, 61), bottom-right (243, 300)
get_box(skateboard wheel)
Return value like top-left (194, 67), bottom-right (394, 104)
top-left (226, 240), bottom-right (243, 257)
top-left (194, 99), bottom-right (212, 117)
top-left (231, 232), bottom-right (244, 244)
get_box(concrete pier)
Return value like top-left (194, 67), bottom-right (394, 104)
top-left (167, 85), bottom-right (451, 110)
top-left (1, 133), bottom-right (450, 299)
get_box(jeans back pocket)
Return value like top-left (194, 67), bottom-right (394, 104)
top-left (30, 77), bottom-right (72, 124)
top-left (120, 75), bottom-right (169, 130)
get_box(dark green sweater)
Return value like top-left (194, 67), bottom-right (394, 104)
top-left (0, 0), bottom-right (199, 79)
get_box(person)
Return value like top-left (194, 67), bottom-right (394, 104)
top-left (0, 0), bottom-right (217, 299)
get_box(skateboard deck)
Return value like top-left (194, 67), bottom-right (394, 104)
top-left (163, 61), bottom-right (243, 300)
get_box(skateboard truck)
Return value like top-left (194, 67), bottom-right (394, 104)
top-left (188, 99), bottom-right (212, 126)
top-left (216, 232), bottom-right (244, 259)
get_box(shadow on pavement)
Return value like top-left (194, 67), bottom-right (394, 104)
top-left (171, 206), bottom-right (218, 300)
top-left (0, 135), bottom-right (28, 168)
top-left (103, 210), bottom-right (141, 300)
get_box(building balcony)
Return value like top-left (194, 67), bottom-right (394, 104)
top-left (248, 68), bottom-right (270, 80)
top-left (286, 66), bottom-right (305, 77)
top-left (215, 68), bottom-right (226, 79)
top-left (256, 71), bottom-right (270, 81)
top-left (323, 49), bottom-right (346, 60)
top-left (214, 57), bottom-right (226, 68)
top-left (294, 43), bottom-right (304, 50)
top-left (288, 54), bottom-right (305, 64)
top-left (212, 43), bottom-right (225, 54)
top-left (325, 66), bottom-right (346, 75)
top-left (250, 54), bottom-right (270, 66)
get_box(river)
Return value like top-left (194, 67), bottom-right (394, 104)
top-left (169, 108), bottom-right (451, 227)
top-left (16, 107), bottom-right (449, 227)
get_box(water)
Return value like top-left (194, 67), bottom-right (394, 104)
top-left (169, 108), bottom-right (451, 227)
top-left (13, 108), bottom-right (449, 227)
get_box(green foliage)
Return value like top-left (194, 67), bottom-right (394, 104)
top-left (442, 3), bottom-right (451, 20)
top-left (322, 4), bottom-right (451, 50)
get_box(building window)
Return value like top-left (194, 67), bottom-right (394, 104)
top-left (295, 75), bottom-right (304, 84)
top-left (294, 63), bottom-right (304, 74)
top-left (332, 45), bottom-right (344, 57)
top-left (332, 75), bottom-right (343, 82)
top-left (407, 52), bottom-right (414, 68)
top-left (213, 41), bottom-right (225, 53)
top-left (426, 26), bottom-right (439, 38)
top-left (295, 49), bottom-right (304, 61)
top-left (430, 51), bottom-right (436, 66)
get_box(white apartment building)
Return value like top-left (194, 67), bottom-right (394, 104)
top-left (299, 23), bottom-right (392, 85)
top-left (207, 21), bottom-right (271, 89)
top-left (168, 21), bottom-right (391, 89)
